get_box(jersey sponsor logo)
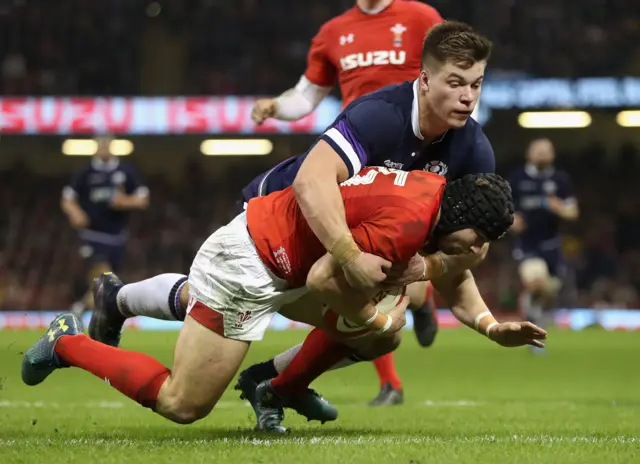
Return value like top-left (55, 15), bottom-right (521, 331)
top-left (339, 50), bottom-right (406, 71)
top-left (390, 23), bottom-right (407, 48)
top-left (384, 160), bottom-right (404, 169)
top-left (424, 160), bottom-right (449, 177)
top-left (339, 33), bottom-right (354, 45)
top-left (520, 195), bottom-right (546, 210)
top-left (543, 180), bottom-right (557, 194)
top-left (89, 186), bottom-right (115, 203)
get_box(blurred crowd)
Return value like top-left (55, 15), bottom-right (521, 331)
top-left (0, 143), bottom-right (639, 311)
top-left (1, 0), bottom-right (639, 96)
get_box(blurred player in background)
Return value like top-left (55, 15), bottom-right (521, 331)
top-left (251, 0), bottom-right (446, 407)
top-left (509, 138), bottom-right (579, 350)
top-left (60, 136), bottom-right (149, 317)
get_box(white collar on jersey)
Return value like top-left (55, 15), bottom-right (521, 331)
top-left (91, 156), bottom-right (120, 172)
top-left (411, 78), bottom-right (447, 145)
top-left (525, 162), bottom-right (555, 178)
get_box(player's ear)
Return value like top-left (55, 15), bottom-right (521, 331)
top-left (419, 70), bottom-right (430, 93)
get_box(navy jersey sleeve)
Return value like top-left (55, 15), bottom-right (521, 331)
top-left (319, 99), bottom-right (402, 177)
top-left (62, 167), bottom-right (88, 200)
top-left (461, 130), bottom-right (495, 176)
top-left (123, 164), bottom-right (149, 198)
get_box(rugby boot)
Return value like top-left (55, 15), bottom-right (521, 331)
top-left (412, 305), bottom-right (439, 347)
top-left (253, 380), bottom-right (288, 434)
top-left (89, 272), bottom-right (125, 347)
top-left (22, 313), bottom-right (82, 386)
top-left (368, 382), bottom-right (404, 406)
top-left (235, 367), bottom-right (338, 424)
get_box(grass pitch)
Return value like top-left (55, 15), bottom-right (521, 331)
top-left (0, 327), bottom-right (638, 463)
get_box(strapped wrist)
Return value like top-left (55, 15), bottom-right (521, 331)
top-left (330, 234), bottom-right (362, 267)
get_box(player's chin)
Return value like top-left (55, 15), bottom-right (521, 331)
top-left (448, 112), bottom-right (471, 127)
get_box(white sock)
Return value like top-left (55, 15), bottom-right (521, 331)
top-left (273, 343), bottom-right (303, 374)
top-left (328, 357), bottom-right (359, 371)
top-left (271, 343), bottom-right (362, 373)
top-left (117, 273), bottom-right (187, 321)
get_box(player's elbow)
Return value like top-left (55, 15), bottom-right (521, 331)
top-left (306, 254), bottom-right (338, 296)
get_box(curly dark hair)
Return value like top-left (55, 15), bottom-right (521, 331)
top-left (434, 173), bottom-right (514, 241)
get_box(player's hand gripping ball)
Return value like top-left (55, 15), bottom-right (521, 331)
top-left (322, 287), bottom-right (407, 339)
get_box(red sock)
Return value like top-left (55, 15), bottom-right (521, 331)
top-left (271, 328), bottom-right (353, 396)
top-left (55, 334), bottom-right (171, 409)
top-left (373, 353), bottom-right (402, 389)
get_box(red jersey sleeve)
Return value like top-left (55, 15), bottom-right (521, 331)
top-left (304, 24), bottom-right (337, 87)
top-left (350, 206), bottom-right (432, 265)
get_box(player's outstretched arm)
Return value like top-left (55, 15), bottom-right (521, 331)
top-left (110, 186), bottom-right (150, 211)
top-left (431, 270), bottom-right (547, 347)
top-left (293, 140), bottom-right (391, 290)
top-left (251, 77), bottom-right (332, 124)
top-left (306, 253), bottom-right (407, 335)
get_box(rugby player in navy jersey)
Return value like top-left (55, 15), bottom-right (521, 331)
top-left (509, 138), bottom-right (579, 349)
top-left (61, 136), bottom-right (149, 317)
top-left (88, 22), bottom-right (499, 430)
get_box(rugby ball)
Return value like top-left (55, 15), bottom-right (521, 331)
top-left (322, 286), bottom-right (407, 339)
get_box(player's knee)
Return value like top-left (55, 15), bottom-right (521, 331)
top-left (160, 395), bottom-right (213, 425)
top-left (157, 382), bottom-right (215, 424)
top-left (519, 258), bottom-right (549, 295)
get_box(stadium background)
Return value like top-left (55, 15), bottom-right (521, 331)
top-left (0, 2), bottom-right (639, 463)
top-left (2, 0), bottom-right (640, 317)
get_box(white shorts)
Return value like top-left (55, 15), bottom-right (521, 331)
top-left (187, 212), bottom-right (307, 341)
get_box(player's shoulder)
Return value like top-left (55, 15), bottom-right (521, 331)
top-left (342, 81), bottom-right (413, 128)
top-left (398, 0), bottom-right (442, 18)
top-left (349, 81), bottom-right (413, 116)
top-left (317, 5), bottom-right (359, 36)
top-left (368, 168), bottom-right (445, 204)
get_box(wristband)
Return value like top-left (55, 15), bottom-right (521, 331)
top-left (485, 322), bottom-right (499, 337)
top-left (363, 310), bottom-right (379, 327)
top-left (330, 234), bottom-right (362, 267)
top-left (377, 314), bottom-right (393, 333)
top-left (436, 251), bottom-right (448, 276)
top-left (473, 311), bottom-right (492, 331)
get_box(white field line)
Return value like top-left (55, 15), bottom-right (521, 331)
top-left (0, 399), bottom-right (633, 409)
top-left (0, 436), bottom-right (637, 447)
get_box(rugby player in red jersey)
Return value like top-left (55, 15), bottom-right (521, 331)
top-left (22, 169), bottom-right (545, 427)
